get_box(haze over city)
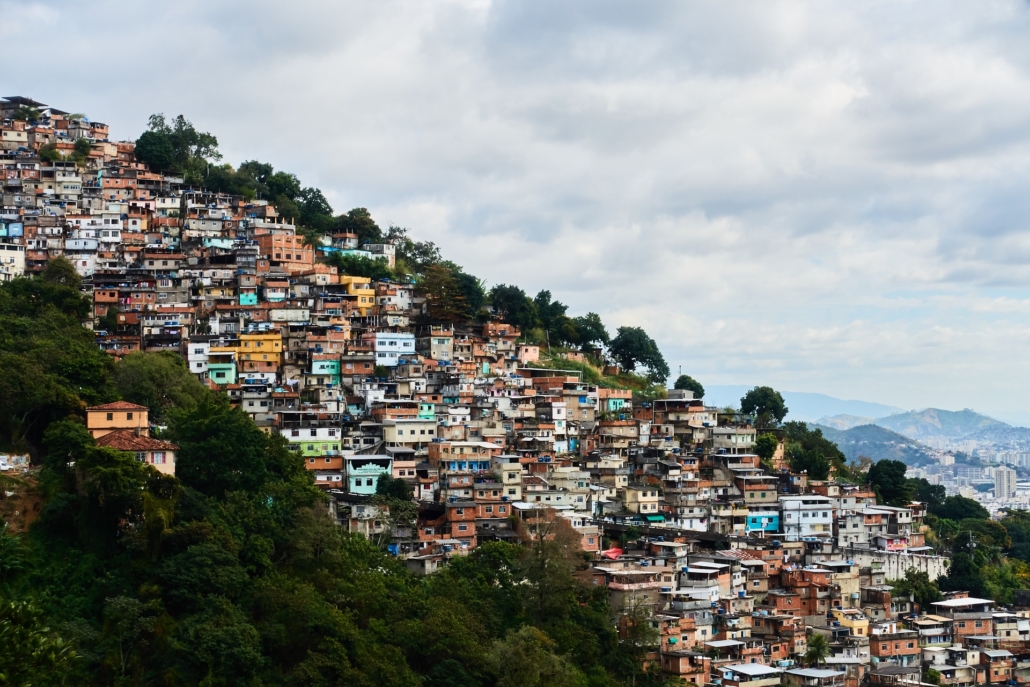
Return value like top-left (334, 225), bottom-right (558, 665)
top-left (7, 0), bottom-right (1030, 417)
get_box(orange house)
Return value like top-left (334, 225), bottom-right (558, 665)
top-left (86, 401), bottom-right (149, 438)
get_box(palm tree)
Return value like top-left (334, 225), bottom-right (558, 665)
top-left (804, 633), bottom-right (830, 667)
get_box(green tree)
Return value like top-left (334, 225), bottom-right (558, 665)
top-left (102, 595), bottom-right (155, 683)
top-left (335, 207), bottom-right (383, 245)
top-left (12, 105), bottom-right (41, 121)
top-left (489, 626), bottom-right (585, 687)
top-left (426, 658), bottom-right (482, 687)
top-left (571, 313), bottom-right (608, 351)
top-left (376, 474), bottom-right (414, 501)
top-left (0, 600), bottom-right (78, 685)
top-left (113, 351), bottom-right (211, 423)
top-left (673, 375), bottom-right (704, 398)
top-left (298, 186), bottom-right (334, 232)
top-left (787, 444), bottom-right (831, 480)
top-left (754, 434), bottom-right (778, 471)
top-left (134, 130), bottom-right (175, 170)
top-left (608, 327), bottom-right (669, 384)
top-left (454, 269), bottom-right (487, 316)
top-left (0, 261), bottom-right (114, 452)
top-left (43, 255), bottom-right (83, 289)
top-left (325, 252), bottom-right (394, 281)
top-left (168, 395), bottom-right (310, 498)
top-left (932, 496), bottom-right (989, 521)
top-left (39, 141), bottom-right (62, 162)
top-left (388, 225), bottom-right (443, 274)
top-left (139, 113), bottom-right (221, 183)
top-left (911, 478), bottom-right (946, 507)
top-left (490, 285), bottom-right (539, 332)
top-left (740, 386), bottom-right (788, 428)
top-left (938, 550), bottom-right (988, 598)
top-left (804, 632), bottom-right (830, 667)
top-left (0, 525), bottom-right (25, 592)
top-left (421, 264), bottom-right (471, 323)
top-left (887, 569), bottom-right (942, 611)
top-left (867, 459), bottom-right (913, 506)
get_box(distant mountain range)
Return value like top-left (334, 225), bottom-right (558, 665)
top-left (869, 408), bottom-right (1008, 441)
top-left (702, 385), bottom-right (1030, 461)
top-left (704, 385), bottom-right (903, 422)
top-left (812, 424), bottom-right (937, 466)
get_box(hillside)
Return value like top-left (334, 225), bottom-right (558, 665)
top-left (873, 408), bottom-right (1008, 441)
top-left (813, 423), bottom-right (937, 466)
top-left (959, 425), bottom-right (1030, 451)
top-left (816, 414), bottom-right (876, 430)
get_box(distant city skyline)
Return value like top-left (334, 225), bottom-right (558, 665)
top-left (8, 0), bottom-right (1030, 416)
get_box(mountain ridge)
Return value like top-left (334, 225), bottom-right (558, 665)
top-left (811, 423), bottom-right (936, 466)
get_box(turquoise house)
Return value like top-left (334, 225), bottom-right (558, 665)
top-left (208, 361), bottom-right (237, 385)
top-left (606, 398), bottom-right (626, 412)
top-left (311, 358), bottom-right (341, 386)
top-left (345, 456), bottom-right (392, 495)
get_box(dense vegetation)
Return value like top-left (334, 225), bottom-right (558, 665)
top-left (0, 264), bottom-right (676, 686)
top-left (812, 423), bottom-right (936, 467)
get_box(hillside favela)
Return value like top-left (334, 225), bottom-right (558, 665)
top-left (2, 93), bottom-right (1030, 687)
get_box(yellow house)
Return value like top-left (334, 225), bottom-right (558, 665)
top-left (339, 275), bottom-right (376, 316)
top-left (623, 485), bottom-right (661, 515)
top-left (831, 608), bottom-right (869, 636)
top-left (239, 331), bottom-right (283, 365)
top-left (86, 401), bottom-right (149, 439)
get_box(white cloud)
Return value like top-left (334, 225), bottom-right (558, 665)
top-left (5, 0), bottom-right (1030, 415)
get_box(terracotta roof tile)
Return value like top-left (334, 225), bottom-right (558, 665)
top-left (95, 429), bottom-right (177, 452)
top-left (86, 401), bottom-right (149, 411)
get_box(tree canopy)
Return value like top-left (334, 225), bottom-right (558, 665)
top-left (867, 459), bottom-right (912, 506)
top-left (134, 114), bottom-right (221, 184)
top-left (673, 375), bottom-right (704, 398)
top-left (740, 386), bottom-right (788, 428)
top-left (608, 327), bottom-right (669, 384)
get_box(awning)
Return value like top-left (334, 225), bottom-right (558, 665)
top-left (645, 515), bottom-right (666, 522)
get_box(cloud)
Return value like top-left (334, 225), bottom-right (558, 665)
top-left (5, 0), bottom-right (1030, 415)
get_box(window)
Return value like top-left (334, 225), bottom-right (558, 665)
top-left (107, 412), bottom-right (113, 421)
top-left (457, 523), bottom-right (468, 532)
top-left (365, 478), bottom-right (373, 486)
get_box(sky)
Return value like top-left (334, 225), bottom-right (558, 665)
top-left (7, 0), bottom-right (1030, 420)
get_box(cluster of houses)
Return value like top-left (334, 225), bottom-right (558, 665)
top-left (7, 96), bottom-right (1030, 687)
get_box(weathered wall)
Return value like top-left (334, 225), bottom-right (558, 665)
top-left (847, 547), bottom-right (949, 582)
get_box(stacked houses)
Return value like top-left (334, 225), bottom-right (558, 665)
top-left (7, 96), bottom-right (1030, 687)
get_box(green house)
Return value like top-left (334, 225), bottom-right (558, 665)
top-left (418, 403), bottom-right (436, 420)
top-left (208, 361), bottom-right (237, 385)
top-left (345, 456), bottom-right (392, 495)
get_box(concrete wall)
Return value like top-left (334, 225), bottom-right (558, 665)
top-left (848, 547), bottom-right (949, 582)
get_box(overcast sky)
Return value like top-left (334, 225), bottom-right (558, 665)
top-left (8, 0), bottom-right (1030, 420)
